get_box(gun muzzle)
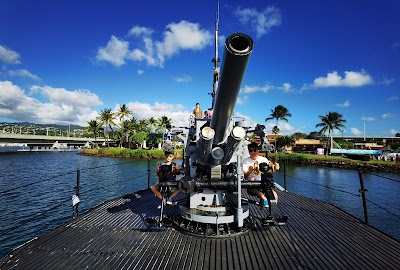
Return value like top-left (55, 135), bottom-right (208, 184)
top-left (210, 33), bottom-right (254, 144)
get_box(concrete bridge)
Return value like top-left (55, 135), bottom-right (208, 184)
top-left (0, 133), bottom-right (111, 147)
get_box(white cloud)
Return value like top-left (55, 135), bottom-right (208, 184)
top-left (174, 74), bottom-right (192, 83)
top-left (281, 83), bottom-right (293, 93)
top-left (99, 21), bottom-right (212, 68)
top-left (389, 129), bottom-right (398, 135)
top-left (387, 96), bottom-right (398, 101)
top-left (30, 86), bottom-right (102, 107)
top-left (264, 121), bottom-right (296, 135)
top-left (96, 36), bottom-right (130, 66)
top-left (0, 81), bottom-right (102, 125)
top-left (236, 95), bottom-right (248, 105)
top-left (0, 45), bottom-right (21, 64)
top-left (128, 26), bottom-right (154, 37)
top-left (234, 6), bottom-right (282, 38)
top-left (306, 70), bottom-right (373, 88)
top-left (123, 101), bottom-right (190, 128)
top-left (233, 112), bottom-right (258, 129)
top-left (241, 82), bottom-right (294, 94)
top-left (241, 84), bottom-right (273, 94)
top-left (351, 127), bottom-right (363, 135)
top-left (392, 42), bottom-right (400, 53)
top-left (336, 100), bottom-right (351, 107)
top-left (137, 69), bottom-right (144, 75)
top-left (8, 69), bottom-right (40, 80)
top-left (382, 113), bottom-right (394, 119)
top-left (361, 116), bottom-right (375, 121)
top-left (381, 77), bottom-right (395, 85)
top-left (161, 21), bottom-right (211, 56)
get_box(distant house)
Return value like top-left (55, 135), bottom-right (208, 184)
top-left (266, 134), bottom-right (282, 145)
top-left (263, 135), bottom-right (322, 153)
top-left (292, 139), bottom-right (321, 153)
top-left (355, 142), bottom-right (384, 150)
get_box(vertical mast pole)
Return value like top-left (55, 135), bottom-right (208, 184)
top-left (211, 0), bottom-right (220, 109)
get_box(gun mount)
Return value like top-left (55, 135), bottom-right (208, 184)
top-left (157, 32), bottom-right (284, 235)
top-left (166, 33), bottom-right (256, 236)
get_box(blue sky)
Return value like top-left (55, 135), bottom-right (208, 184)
top-left (0, 0), bottom-right (399, 137)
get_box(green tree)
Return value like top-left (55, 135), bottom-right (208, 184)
top-left (156, 116), bottom-right (172, 149)
top-left (315, 111), bottom-right (346, 156)
top-left (98, 108), bottom-right (116, 147)
top-left (266, 105), bottom-right (291, 152)
top-left (276, 135), bottom-right (296, 152)
top-left (265, 105), bottom-right (292, 127)
top-left (116, 104), bottom-right (132, 122)
top-left (148, 117), bottom-right (157, 133)
top-left (113, 129), bottom-right (125, 148)
top-left (308, 131), bottom-right (321, 139)
top-left (157, 116), bottom-right (172, 133)
top-left (117, 104), bottom-right (132, 144)
top-left (86, 119), bottom-right (102, 147)
top-left (136, 119), bottom-right (148, 133)
top-left (272, 126), bottom-right (280, 135)
top-left (147, 133), bottom-right (163, 149)
top-left (119, 120), bottom-right (134, 148)
top-left (292, 132), bottom-right (308, 140)
top-left (132, 131), bottom-right (148, 148)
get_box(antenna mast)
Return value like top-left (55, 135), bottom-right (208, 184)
top-left (210, 0), bottom-right (220, 110)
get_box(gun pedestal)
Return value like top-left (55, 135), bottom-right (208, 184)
top-left (171, 33), bottom-right (257, 237)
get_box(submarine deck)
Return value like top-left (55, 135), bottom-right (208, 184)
top-left (1, 189), bottom-right (399, 270)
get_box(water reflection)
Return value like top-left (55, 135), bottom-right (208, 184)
top-left (0, 152), bottom-right (399, 260)
top-left (274, 163), bottom-right (400, 240)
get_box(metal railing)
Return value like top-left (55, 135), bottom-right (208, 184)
top-left (279, 160), bottom-right (400, 225)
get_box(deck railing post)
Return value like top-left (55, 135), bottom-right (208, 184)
top-left (147, 159), bottom-right (151, 189)
top-left (283, 159), bottom-right (287, 192)
top-left (357, 167), bottom-right (368, 224)
top-left (72, 168), bottom-right (80, 219)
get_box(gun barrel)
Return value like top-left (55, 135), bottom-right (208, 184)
top-left (210, 33), bottom-right (254, 144)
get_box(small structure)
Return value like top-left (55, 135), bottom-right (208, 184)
top-left (292, 139), bottom-right (321, 154)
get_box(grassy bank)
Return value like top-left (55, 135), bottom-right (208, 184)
top-left (79, 148), bottom-right (183, 159)
top-left (79, 148), bottom-right (399, 172)
top-left (267, 152), bottom-right (399, 172)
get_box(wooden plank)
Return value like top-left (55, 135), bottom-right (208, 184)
top-left (1, 188), bottom-right (400, 270)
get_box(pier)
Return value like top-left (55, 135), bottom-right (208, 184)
top-left (0, 133), bottom-right (109, 148)
top-left (2, 188), bottom-right (399, 270)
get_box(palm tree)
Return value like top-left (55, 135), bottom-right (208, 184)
top-left (272, 126), bottom-right (280, 135)
top-left (116, 104), bottom-right (132, 122)
top-left (86, 119), bottom-right (102, 148)
top-left (315, 111), bottom-right (346, 156)
top-left (113, 130), bottom-right (125, 148)
top-left (157, 116), bottom-right (172, 133)
top-left (98, 108), bottom-right (116, 147)
top-left (148, 117), bottom-right (157, 133)
top-left (137, 119), bottom-right (148, 133)
top-left (157, 116), bottom-right (172, 149)
top-left (116, 104), bottom-right (132, 145)
top-left (119, 120), bottom-right (132, 148)
top-left (265, 105), bottom-right (292, 152)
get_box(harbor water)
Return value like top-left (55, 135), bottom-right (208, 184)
top-left (0, 151), bottom-right (399, 260)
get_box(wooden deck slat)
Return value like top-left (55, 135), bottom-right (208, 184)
top-left (1, 188), bottom-right (400, 270)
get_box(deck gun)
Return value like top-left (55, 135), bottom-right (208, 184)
top-left (159, 33), bottom-right (285, 236)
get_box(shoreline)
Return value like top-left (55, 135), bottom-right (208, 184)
top-left (79, 148), bottom-right (400, 173)
top-left (304, 159), bottom-right (400, 173)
